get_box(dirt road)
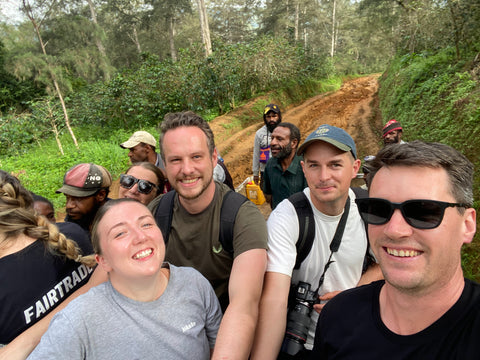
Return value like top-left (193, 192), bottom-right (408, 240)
top-left (212, 75), bottom-right (383, 187)
top-left (209, 75), bottom-right (383, 218)
top-left (103, 75), bottom-right (383, 220)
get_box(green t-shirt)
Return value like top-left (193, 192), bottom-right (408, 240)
top-left (149, 182), bottom-right (268, 310)
top-left (263, 155), bottom-right (307, 209)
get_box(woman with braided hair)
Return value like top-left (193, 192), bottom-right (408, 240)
top-left (0, 170), bottom-right (98, 350)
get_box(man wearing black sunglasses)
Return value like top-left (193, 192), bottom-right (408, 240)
top-left (311, 141), bottom-right (480, 359)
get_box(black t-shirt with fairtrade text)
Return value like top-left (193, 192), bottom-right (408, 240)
top-left (0, 231), bottom-right (94, 344)
top-left (311, 279), bottom-right (480, 360)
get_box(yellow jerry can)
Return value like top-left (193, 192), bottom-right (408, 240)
top-left (245, 182), bottom-right (266, 205)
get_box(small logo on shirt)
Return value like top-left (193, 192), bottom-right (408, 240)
top-left (212, 244), bottom-right (223, 254)
top-left (182, 321), bottom-right (196, 332)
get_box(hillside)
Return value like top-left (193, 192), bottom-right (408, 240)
top-left (211, 75), bottom-right (383, 187)
top-left (208, 75), bottom-right (383, 218)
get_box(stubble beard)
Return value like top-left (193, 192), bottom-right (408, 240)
top-left (175, 172), bottom-right (214, 201)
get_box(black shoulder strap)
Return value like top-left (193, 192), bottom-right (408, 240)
top-left (154, 190), bottom-right (176, 244)
top-left (350, 187), bottom-right (373, 273)
top-left (219, 190), bottom-right (248, 254)
top-left (218, 161), bottom-right (235, 190)
top-left (288, 192), bottom-right (315, 270)
top-left (351, 187), bottom-right (368, 199)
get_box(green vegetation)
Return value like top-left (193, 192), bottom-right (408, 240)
top-left (379, 47), bottom-right (480, 281)
top-left (0, 75), bottom-right (338, 214)
top-left (1, 0), bottom-right (479, 278)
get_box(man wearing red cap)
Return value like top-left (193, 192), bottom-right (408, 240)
top-left (382, 119), bottom-right (405, 146)
top-left (56, 163), bottom-right (112, 234)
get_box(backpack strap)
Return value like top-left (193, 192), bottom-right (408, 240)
top-left (350, 187), bottom-right (375, 273)
top-left (219, 190), bottom-right (248, 255)
top-left (154, 190), bottom-right (176, 244)
top-left (155, 189), bottom-right (247, 256)
top-left (288, 192), bottom-right (315, 270)
top-left (351, 186), bottom-right (368, 199)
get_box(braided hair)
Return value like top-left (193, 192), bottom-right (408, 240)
top-left (0, 170), bottom-right (96, 267)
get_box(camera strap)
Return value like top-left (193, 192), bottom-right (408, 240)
top-left (314, 196), bottom-right (350, 293)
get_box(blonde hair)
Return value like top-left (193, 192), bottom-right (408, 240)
top-left (0, 170), bottom-right (96, 267)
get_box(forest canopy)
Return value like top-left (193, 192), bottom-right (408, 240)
top-left (0, 0), bottom-right (478, 156)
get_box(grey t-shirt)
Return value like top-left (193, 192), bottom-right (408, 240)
top-left (28, 264), bottom-right (222, 360)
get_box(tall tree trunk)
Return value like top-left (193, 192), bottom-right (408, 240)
top-left (47, 100), bottom-right (64, 155)
top-left (86, 0), bottom-right (111, 81)
top-left (22, 0), bottom-right (78, 149)
top-left (294, 2), bottom-right (299, 41)
top-left (128, 26), bottom-right (142, 53)
top-left (330, 0), bottom-right (336, 57)
top-left (197, 0), bottom-right (212, 57)
top-left (169, 17), bottom-right (177, 62)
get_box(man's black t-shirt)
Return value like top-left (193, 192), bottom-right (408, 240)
top-left (312, 279), bottom-right (480, 360)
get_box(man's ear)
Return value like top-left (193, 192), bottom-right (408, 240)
top-left (291, 138), bottom-right (299, 150)
top-left (212, 147), bottom-right (218, 167)
top-left (461, 207), bottom-right (476, 245)
top-left (96, 189), bottom-right (107, 202)
top-left (351, 158), bottom-right (361, 179)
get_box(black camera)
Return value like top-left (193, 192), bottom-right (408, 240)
top-left (281, 281), bottom-right (318, 356)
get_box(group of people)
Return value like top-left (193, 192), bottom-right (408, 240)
top-left (0, 106), bottom-right (479, 360)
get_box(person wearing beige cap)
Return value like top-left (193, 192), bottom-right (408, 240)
top-left (56, 163), bottom-right (112, 234)
top-left (120, 131), bottom-right (165, 170)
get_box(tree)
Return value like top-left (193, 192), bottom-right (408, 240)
top-left (85, 0), bottom-right (111, 80)
top-left (20, 0), bottom-right (78, 148)
top-left (197, 0), bottom-right (212, 57)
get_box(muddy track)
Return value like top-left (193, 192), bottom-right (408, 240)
top-left (58, 76), bottom-right (383, 221)
top-left (212, 75), bottom-right (384, 188)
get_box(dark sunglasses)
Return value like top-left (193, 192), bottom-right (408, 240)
top-left (355, 198), bottom-right (469, 229)
top-left (119, 174), bottom-right (159, 195)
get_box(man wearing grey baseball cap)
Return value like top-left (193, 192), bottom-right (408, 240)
top-left (252, 124), bottom-right (381, 359)
top-left (56, 163), bottom-right (112, 234)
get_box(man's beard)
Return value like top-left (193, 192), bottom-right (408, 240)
top-left (384, 133), bottom-right (400, 145)
top-left (266, 120), bottom-right (279, 133)
top-left (175, 172), bottom-right (213, 201)
top-left (273, 143), bottom-right (293, 160)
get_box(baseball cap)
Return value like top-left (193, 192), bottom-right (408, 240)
top-left (382, 119), bottom-right (402, 138)
top-left (264, 104), bottom-right (281, 115)
top-left (297, 124), bottom-right (357, 159)
top-left (120, 131), bottom-right (156, 149)
top-left (56, 163), bottom-right (112, 197)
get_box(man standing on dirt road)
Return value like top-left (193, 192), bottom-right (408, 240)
top-left (382, 119), bottom-right (405, 146)
top-left (262, 122), bottom-right (307, 210)
top-left (252, 104), bottom-right (282, 188)
top-left (148, 111), bottom-right (268, 360)
top-left (311, 141), bottom-right (480, 359)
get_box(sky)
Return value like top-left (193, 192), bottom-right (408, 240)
top-left (0, 0), bottom-right (25, 24)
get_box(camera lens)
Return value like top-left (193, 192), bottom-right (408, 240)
top-left (281, 282), bottom-right (317, 356)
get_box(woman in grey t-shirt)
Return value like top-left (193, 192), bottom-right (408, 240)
top-left (29, 198), bottom-right (222, 360)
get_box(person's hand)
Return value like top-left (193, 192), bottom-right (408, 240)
top-left (313, 290), bottom-right (341, 314)
top-left (253, 175), bottom-right (259, 185)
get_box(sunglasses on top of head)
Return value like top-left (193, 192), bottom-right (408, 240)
top-left (119, 174), bottom-right (160, 195)
top-left (355, 198), bottom-right (469, 230)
